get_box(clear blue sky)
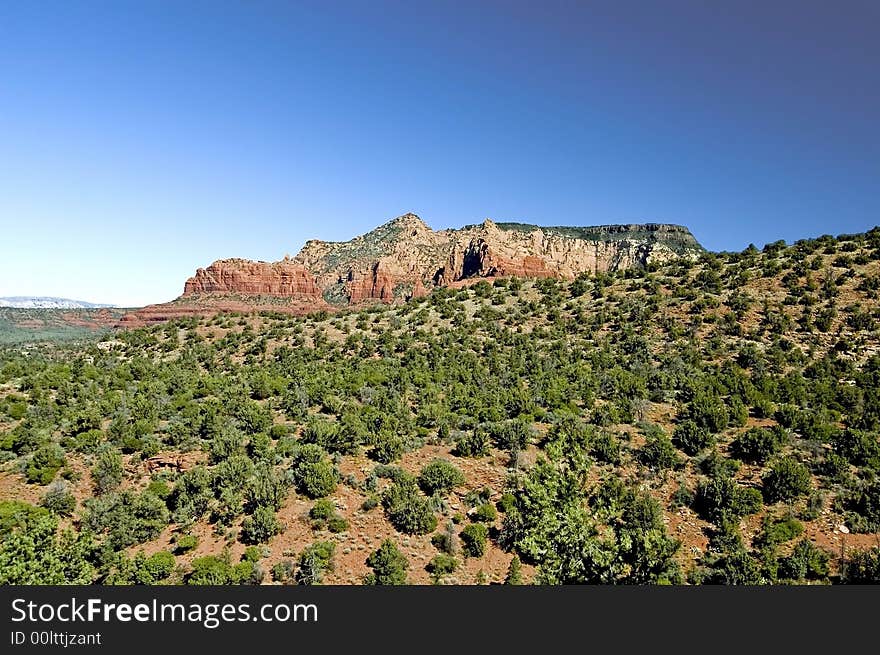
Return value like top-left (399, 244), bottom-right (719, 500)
top-left (1, 0), bottom-right (878, 306)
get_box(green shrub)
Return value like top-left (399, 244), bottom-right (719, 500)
top-left (754, 515), bottom-right (803, 549)
top-left (309, 499), bottom-right (335, 522)
top-left (685, 393), bottom-right (729, 434)
top-left (289, 444), bottom-right (338, 498)
top-left (460, 523), bottom-right (489, 557)
top-left (145, 479), bottom-right (171, 500)
top-left (0, 500), bottom-right (49, 534)
top-left (382, 478), bottom-right (437, 535)
top-left (92, 445), bottom-right (123, 495)
top-left (327, 515), bottom-right (349, 533)
top-left (672, 420), bottom-right (714, 455)
top-left (454, 428), bottom-right (490, 457)
top-left (26, 443), bottom-right (66, 485)
top-left (762, 457), bottom-right (812, 503)
top-left (841, 547), bottom-right (880, 583)
top-left (40, 483), bottom-right (76, 516)
top-left (845, 480), bottom-right (880, 532)
top-left (271, 560), bottom-right (295, 583)
top-left (240, 505), bottom-right (281, 545)
top-left (694, 475), bottom-right (762, 524)
top-left (295, 541), bottom-right (335, 585)
top-left (640, 432), bottom-right (682, 470)
top-left (731, 427), bottom-right (782, 464)
top-left (417, 459), bottom-right (464, 495)
top-left (504, 555), bottom-right (523, 585)
top-left (431, 521), bottom-right (458, 555)
top-left (174, 534), bottom-right (198, 554)
top-left (369, 433), bottom-right (405, 464)
top-left (188, 555), bottom-right (235, 585)
top-left (142, 551), bottom-right (176, 582)
top-left (472, 502), bottom-right (498, 523)
top-left (364, 539), bottom-right (408, 585)
top-left (779, 539), bottom-right (829, 581)
top-left (426, 553), bottom-right (458, 579)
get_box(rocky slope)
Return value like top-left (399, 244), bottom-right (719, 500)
top-left (121, 214), bottom-right (702, 325)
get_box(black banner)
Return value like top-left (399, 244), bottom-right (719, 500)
top-left (1, 585), bottom-right (878, 652)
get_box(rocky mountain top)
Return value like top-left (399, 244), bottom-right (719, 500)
top-left (121, 214), bottom-right (703, 325)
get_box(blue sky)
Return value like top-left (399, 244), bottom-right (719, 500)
top-left (1, 0), bottom-right (878, 306)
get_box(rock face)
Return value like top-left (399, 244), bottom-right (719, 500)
top-left (183, 258), bottom-right (320, 297)
top-left (120, 213), bottom-right (703, 325)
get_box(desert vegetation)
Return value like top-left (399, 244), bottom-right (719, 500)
top-left (2, 228), bottom-right (880, 584)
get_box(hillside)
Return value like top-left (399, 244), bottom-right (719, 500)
top-left (121, 214), bottom-right (703, 325)
top-left (0, 308), bottom-right (129, 344)
top-left (2, 227), bottom-right (880, 585)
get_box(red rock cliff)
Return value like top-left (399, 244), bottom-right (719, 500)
top-left (120, 213), bottom-right (703, 325)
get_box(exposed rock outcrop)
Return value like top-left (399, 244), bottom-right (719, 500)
top-left (183, 258), bottom-right (320, 297)
top-left (120, 213), bottom-right (703, 325)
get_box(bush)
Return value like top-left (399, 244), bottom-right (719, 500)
top-left (426, 553), bottom-right (458, 579)
top-left (309, 499), bottom-right (335, 522)
top-left (271, 560), bottom-right (295, 583)
top-left (295, 541), bottom-right (335, 585)
top-left (831, 429), bottom-right (880, 467)
top-left (142, 551), bottom-right (176, 582)
top-left (841, 547), bottom-right (880, 583)
top-left (82, 490), bottom-right (169, 549)
top-left (639, 432), bottom-right (682, 470)
top-left (472, 502), bottom-right (498, 523)
top-left (779, 539), bottom-right (829, 581)
top-left (240, 505), bottom-right (281, 545)
top-left (40, 482), bottom-right (76, 516)
top-left (364, 539), bottom-right (408, 585)
top-left (92, 445), bottom-right (123, 495)
top-left (327, 515), bottom-right (349, 533)
top-left (710, 550), bottom-right (764, 585)
top-left (685, 393), bottom-right (729, 434)
top-left (431, 521), bottom-right (458, 555)
top-left (694, 475), bottom-right (762, 524)
top-left (496, 492), bottom-right (516, 514)
top-left (289, 444), bottom-right (338, 499)
top-left (762, 457), bottom-right (812, 503)
top-left (174, 534), bottom-right (198, 554)
top-left (672, 420), bottom-right (714, 455)
top-left (26, 443), bottom-right (66, 485)
top-left (454, 428), bottom-right (490, 457)
top-left (486, 420), bottom-right (532, 451)
top-left (504, 555), bottom-right (523, 585)
top-left (845, 480), bottom-right (880, 532)
top-left (188, 555), bottom-right (235, 585)
top-left (417, 459), bottom-right (464, 495)
top-left (382, 479), bottom-right (437, 535)
top-left (460, 523), bottom-right (489, 557)
top-left (731, 427), bottom-right (782, 464)
top-left (369, 434), bottom-right (405, 464)
top-left (0, 500), bottom-right (48, 534)
top-left (754, 515), bottom-right (803, 549)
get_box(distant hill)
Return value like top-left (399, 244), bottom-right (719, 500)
top-left (0, 307), bottom-right (127, 344)
top-left (0, 297), bottom-right (115, 309)
top-left (122, 213), bottom-right (704, 325)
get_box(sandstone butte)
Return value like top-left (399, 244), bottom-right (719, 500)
top-left (120, 213), bottom-right (704, 326)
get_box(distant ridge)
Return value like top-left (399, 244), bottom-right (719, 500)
top-left (120, 213), bottom-right (703, 326)
top-left (0, 297), bottom-right (115, 309)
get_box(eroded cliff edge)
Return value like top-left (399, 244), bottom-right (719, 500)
top-left (121, 213), bottom-right (703, 325)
